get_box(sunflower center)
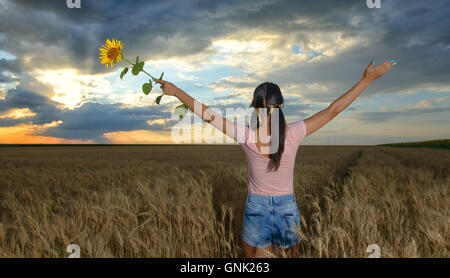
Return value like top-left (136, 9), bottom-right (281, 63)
top-left (107, 48), bottom-right (120, 59)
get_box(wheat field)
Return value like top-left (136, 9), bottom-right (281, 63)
top-left (0, 145), bottom-right (448, 258)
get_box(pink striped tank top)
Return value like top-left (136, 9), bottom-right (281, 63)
top-left (234, 120), bottom-right (307, 196)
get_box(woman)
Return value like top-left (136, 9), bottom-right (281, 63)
top-left (154, 59), bottom-right (395, 258)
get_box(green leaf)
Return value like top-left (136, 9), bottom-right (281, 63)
top-left (136, 56), bottom-right (139, 64)
top-left (142, 82), bottom-right (152, 95)
top-left (156, 95), bottom-right (163, 105)
top-left (176, 103), bottom-right (188, 109)
top-left (173, 106), bottom-right (188, 119)
top-left (132, 61), bottom-right (144, 75)
top-left (132, 65), bottom-right (139, 75)
top-left (120, 67), bottom-right (128, 80)
top-left (159, 72), bottom-right (164, 80)
top-left (174, 103), bottom-right (188, 118)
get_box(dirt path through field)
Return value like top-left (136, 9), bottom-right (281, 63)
top-left (298, 147), bottom-right (449, 257)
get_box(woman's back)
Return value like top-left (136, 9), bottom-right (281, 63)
top-left (235, 120), bottom-right (307, 195)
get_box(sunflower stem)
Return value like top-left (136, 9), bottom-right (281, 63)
top-left (124, 57), bottom-right (156, 81)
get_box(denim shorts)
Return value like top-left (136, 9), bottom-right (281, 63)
top-left (241, 194), bottom-right (301, 249)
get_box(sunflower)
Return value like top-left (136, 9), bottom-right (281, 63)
top-left (98, 38), bottom-right (125, 68)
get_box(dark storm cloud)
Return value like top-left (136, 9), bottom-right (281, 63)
top-left (0, 85), bottom-right (61, 130)
top-left (0, 73), bottom-right (15, 83)
top-left (206, 95), bottom-right (312, 122)
top-left (0, 85), bottom-right (59, 115)
top-left (2, 0), bottom-right (449, 90)
top-left (266, 0), bottom-right (450, 100)
top-left (353, 106), bottom-right (450, 123)
top-left (282, 101), bottom-right (314, 120)
top-left (0, 57), bottom-right (25, 83)
top-left (209, 79), bottom-right (257, 90)
top-left (1, 0), bottom-right (366, 73)
top-left (0, 0), bottom-right (219, 73)
top-left (39, 101), bottom-right (174, 141)
top-left (193, 0), bottom-right (450, 102)
top-left (0, 58), bottom-right (24, 74)
top-left (0, 77), bottom-right (174, 140)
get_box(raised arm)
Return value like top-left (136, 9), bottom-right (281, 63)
top-left (304, 59), bottom-right (395, 136)
top-left (153, 78), bottom-right (238, 140)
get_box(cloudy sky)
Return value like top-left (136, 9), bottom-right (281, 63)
top-left (0, 0), bottom-right (449, 145)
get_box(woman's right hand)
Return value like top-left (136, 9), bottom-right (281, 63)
top-left (362, 59), bottom-right (396, 83)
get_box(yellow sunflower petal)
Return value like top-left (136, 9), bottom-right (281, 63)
top-left (99, 39), bottom-right (126, 67)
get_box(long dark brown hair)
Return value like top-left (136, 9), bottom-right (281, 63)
top-left (250, 82), bottom-right (286, 172)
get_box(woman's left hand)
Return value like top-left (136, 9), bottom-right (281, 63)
top-left (153, 79), bottom-right (182, 97)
